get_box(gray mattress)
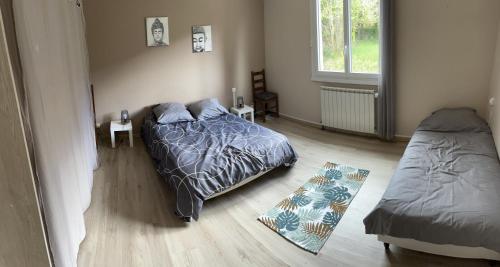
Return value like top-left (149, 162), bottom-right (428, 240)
top-left (364, 125), bottom-right (500, 252)
top-left (142, 112), bottom-right (298, 220)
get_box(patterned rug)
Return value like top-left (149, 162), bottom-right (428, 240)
top-left (258, 162), bottom-right (370, 254)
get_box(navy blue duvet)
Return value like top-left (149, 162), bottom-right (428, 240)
top-left (142, 112), bottom-right (298, 220)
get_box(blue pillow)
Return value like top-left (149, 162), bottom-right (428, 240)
top-left (187, 98), bottom-right (228, 120)
top-left (153, 102), bottom-right (195, 124)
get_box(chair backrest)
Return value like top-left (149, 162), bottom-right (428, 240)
top-left (251, 69), bottom-right (266, 96)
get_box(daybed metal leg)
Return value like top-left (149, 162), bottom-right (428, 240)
top-left (384, 243), bottom-right (390, 250)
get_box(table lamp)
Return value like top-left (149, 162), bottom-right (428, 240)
top-left (232, 88), bottom-right (237, 108)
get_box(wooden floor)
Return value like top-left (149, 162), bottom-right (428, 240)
top-left (78, 118), bottom-right (492, 267)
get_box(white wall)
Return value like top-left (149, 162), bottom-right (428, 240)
top-left (265, 0), bottom-right (500, 137)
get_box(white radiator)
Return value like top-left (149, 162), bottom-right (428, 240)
top-left (320, 86), bottom-right (376, 134)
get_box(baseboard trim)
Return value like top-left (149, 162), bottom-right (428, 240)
top-left (279, 113), bottom-right (377, 139)
top-left (279, 113), bottom-right (411, 142)
top-left (394, 135), bottom-right (411, 142)
top-left (278, 113), bottom-right (322, 129)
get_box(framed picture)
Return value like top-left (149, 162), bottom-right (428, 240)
top-left (146, 17), bottom-right (169, 47)
top-left (192, 25), bottom-right (212, 53)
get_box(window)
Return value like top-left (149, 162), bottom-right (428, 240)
top-left (312, 0), bottom-right (381, 85)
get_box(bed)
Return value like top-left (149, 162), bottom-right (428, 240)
top-left (364, 108), bottom-right (500, 260)
top-left (142, 111), bottom-right (298, 221)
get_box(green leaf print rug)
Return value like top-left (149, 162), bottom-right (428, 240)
top-left (258, 162), bottom-right (370, 254)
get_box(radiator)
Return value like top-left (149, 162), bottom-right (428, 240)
top-left (320, 86), bottom-right (376, 134)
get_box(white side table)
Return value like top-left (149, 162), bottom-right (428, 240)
top-left (110, 120), bottom-right (133, 148)
top-left (230, 105), bottom-right (254, 122)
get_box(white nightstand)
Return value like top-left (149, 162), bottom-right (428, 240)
top-left (110, 120), bottom-right (133, 148)
top-left (230, 105), bottom-right (254, 122)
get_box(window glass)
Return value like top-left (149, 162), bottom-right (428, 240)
top-left (350, 0), bottom-right (380, 73)
top-left (320, 0), bottom-right (345, 72)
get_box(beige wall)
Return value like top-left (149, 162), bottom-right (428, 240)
top-left (265, 0), bottom-right (500, 137)
top-left (85, 0), bottom-right (265, 128)
top-left (0, 3), bottom-right (51, 266)
top-left (489, 18), bottom-right (500, 153)
top-left (395, 0), bottom-right (500, 136)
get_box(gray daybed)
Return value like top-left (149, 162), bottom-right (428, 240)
top-left (364, 108), bottom-right (500, 260)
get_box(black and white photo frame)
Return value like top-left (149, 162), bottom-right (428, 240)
top-left (144, 19), bottom-right (214, 52)
top-left (192, 25), bottom-right (213, 53)
top-left (146, 17), bottom-right (169, 47)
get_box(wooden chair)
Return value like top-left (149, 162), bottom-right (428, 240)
top-left (251, 69), bottom-right (279, 122)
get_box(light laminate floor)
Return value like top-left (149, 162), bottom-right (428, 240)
top-left (78, 118), bottom-right (491, 267)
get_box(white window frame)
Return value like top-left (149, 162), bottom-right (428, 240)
top-left (311, 0), bottom-right (380, 85)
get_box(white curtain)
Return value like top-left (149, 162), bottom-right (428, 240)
top-left (13, 0), bottom-right (97, 266)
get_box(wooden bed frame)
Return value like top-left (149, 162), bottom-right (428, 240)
top-left (379, 235), bottom-right (500, 261)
